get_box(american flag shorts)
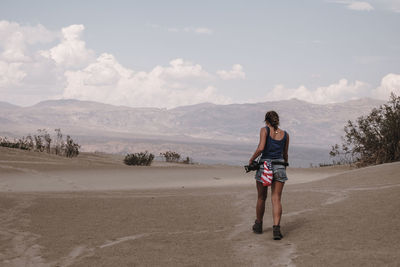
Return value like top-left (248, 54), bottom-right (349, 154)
top-left (254, 159), bottom-right (288, 186)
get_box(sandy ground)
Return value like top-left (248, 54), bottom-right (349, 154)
top-left (0, 148), bottom-right (350, 192)
top-left (0, 147), bottom-right (399, 266)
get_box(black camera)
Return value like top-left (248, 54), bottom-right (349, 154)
top-left (244, 160), bottom-right (260, 173)
top-left (244, 160), bottom-right (289, 173)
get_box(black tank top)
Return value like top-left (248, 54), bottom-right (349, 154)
top-left (261, 127), bottom-right (287, 160)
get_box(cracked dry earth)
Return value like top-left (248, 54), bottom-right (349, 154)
top-left (0, 162), bottom-right (399, 266)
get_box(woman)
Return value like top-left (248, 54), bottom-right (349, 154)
top-left (248, 111), bottom-right (289, 240)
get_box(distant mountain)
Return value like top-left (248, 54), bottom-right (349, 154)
top-left (0, 101), bottom-right (19, 109)
top-left (0, 98), bottom-right (384, 166)
top-left (166, 98), bottom-right (385, 146)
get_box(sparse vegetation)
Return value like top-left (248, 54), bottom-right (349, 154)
top-left (0, 129), bottom-right (80, 158)
top-left (330, 93), bottom-right (400, 167)
top-left (54, 128), bottom-right (65, 155)
top-left (160, 151), bottom-right (181, 162)
top-left (182, 156), bottom-right (193, 164)
top-left (0, 136), bottom-right (31, 150)
top-left (124, 151), bottom-right (154, 166)
top-left (65, 135), bottom-right (80, 157)
top-left (318, 163), bottom-right (335, 167)
top-left (160, 151), bottom-right (193, 164)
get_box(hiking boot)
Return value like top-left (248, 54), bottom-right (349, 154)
top-left (273, 225), bottom-right (283, 240)
top-left (252, 220), bottom-right (263, 234)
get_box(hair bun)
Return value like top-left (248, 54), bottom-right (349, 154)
top-left (264, 111), bottom-right (280, 130)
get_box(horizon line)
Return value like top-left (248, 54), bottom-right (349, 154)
top-left (0, 96), bottom-right (384, 110)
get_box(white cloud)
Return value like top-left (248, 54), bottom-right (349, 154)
top-left (0, 21), bottom-right (229, 107)
top-left (372, 73), bottom-right (400, 100)
top-left (82, 53), bottom-right (126, 86)
top-left (261, 74), bottom-right (400, 104)
top-left (328, 1), bottom-right (374, 11)
top-left (217, 64), bottom-right (246, 80)
top-left (40, 24), bottom-right (95, 69)
top-left (0, 21), bottom-right (64, 104)
top-left (183, 27), bottom-right (213, 34)
top-left (160, 58), bottom-right (211, 79)
top-left (264, 79), bottom-right (370, 104)
top-left (63, 56), bottom-right (230, 108)
top-left (165, 26), bottom-right (213, 34)
top-left (0, 53), bottom-right (66, 104)
top-left (0, 61), bottom-right (26, 87)
top-left (194, 27), bottom-right (213, 34)
top-left (329, 0), bottom-right (400, 12)
top-left (370, 0), bottom-right (400, 13)
top-left (0, 20), bottom-right (56, 62)
top-left (3, 20), bottom-right (398, 108)
top-left (348, 1), bottom-right (374, 11)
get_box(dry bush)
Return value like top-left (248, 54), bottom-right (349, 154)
top-left (331, 93), bottom-right (400, 166)
top-left (65, 135), bottom-right (80, 157)
top-left (0, 136), bottom-right (31, 150)
top-left (182, 156), bottom-right (193, 164)
top-left (160, 151), bottom-right (181, 162)
top-left (0, 129), bottom-right (80, 158)
top-left (124, 151), bottom-right (154, 166)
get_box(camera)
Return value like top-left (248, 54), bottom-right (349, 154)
top-left (244, 160), bottom-right (289, 173)
top-left (244, 160), bottom-right (260, 173)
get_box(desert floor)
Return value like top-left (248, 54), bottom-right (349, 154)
top-left (0, 147), bottom-right (399, 266)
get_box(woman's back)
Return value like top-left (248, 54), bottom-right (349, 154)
top-left (261, 127), bottom-right (287, 160)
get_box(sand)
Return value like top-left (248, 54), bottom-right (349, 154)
top-left (0, 147), bottom-right (399, 266)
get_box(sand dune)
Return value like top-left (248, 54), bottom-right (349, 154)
top-left (0, 147), bottom-right (399, 266)
top-left (0, 147), bottom-right (350, 192)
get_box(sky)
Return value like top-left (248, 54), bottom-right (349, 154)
top-left (0, 0), bottom-right (399, 108)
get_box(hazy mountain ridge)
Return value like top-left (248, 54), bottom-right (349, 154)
top-left (167, 98), bottom-right (384, 146)
top-left (1, 98), bottom-right (384, 145)
top-left (0, 101), bottom-right (19, 109)
top-left (0, 98), bottom-right (384, 166)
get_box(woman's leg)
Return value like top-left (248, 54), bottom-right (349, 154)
top-left (256, 181), bottom-right (268, 222)
top-left (271, 181), bottom-right (284, 226)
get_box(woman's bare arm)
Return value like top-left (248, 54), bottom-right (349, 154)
top-left (283, 132), bottom-right (289, 164)
top-left (249, 127), bottom-right (267, 165)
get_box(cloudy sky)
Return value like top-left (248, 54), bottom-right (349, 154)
top-left (1, 0), bottom-right (399, 108)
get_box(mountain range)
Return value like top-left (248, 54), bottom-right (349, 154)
top-left (0, 98), bottom-right (384, 167)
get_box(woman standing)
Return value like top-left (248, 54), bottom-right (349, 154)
top-left (248, 111), bottom-right (289, 240)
